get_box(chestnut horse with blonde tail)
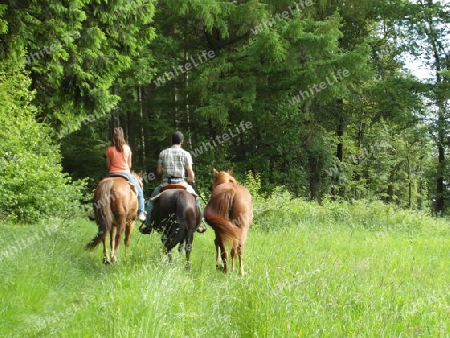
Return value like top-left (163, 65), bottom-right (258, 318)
top-left (85, 172), bottom-right (142, 264)
top-left (204, 169), bottom-right (253, 276)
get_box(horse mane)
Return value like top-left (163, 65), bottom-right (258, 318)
top-left (212, 169), bottom-right (238, 188)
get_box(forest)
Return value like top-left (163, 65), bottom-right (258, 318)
top-left (0, 0), bottom-right (449, 222)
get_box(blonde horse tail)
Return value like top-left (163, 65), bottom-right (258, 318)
top-left (204, 190), bottom-right (241, 240)
top-left (85, 179), bottom-right (115, 251)
top-left (204, 213), bottom-right (241, 239)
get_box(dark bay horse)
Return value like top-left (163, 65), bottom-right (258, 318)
top-left (139, 185), bottom-right (200, 265)
top-left (204, 169), bottom-right (253, 276)
top-left (85, 171), bottom-right (142, 264)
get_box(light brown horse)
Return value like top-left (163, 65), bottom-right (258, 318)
top-left (204, 169), bottom-right (253, 276)
top-left (85, 171), bottom-right (142, 264)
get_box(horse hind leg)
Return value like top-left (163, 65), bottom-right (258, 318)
top-left (164, 246), bottom-right (173, 263)
top-left (214, 238), bottom-right (222, 270)
top-left (124, 220), bottom-right (135, 257)
top-left (109, 228), bottom-right (116, 263)
top-left (85, 227), bottom-right (110, 264)
top-left (102, 235), bottom-right (111, 264)
top-left (184, 230), bottom-right (194, 270)
top-left (162, 236), bottom-right (175, 264)
top-left (178, 242), bottom-right (185, 254)
top-left (238, 227), bottom-right (249, 276)
top-left (112, 216), bottom-right (126, 263)
top-left (163, 223), bottom-right (182, 263)
top-left (237, 242), bottom-right (245, 276)
top-left (230, 240), bottom-right (238, 273)
top-left (215, 236), bottom-right (228, 272)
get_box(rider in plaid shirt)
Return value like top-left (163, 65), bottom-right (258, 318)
top-left (158, 145), bottom-right (193, 183)
top-left (141, 131), bottom-right (206, 233)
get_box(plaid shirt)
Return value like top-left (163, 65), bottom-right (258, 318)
top-left (158, 145), bottom-right (192, 180)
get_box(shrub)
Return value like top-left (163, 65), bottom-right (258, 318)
top-left (0, 68), bottom-right (87, 223)
top-left (249, 182), bottom-right (435, 233)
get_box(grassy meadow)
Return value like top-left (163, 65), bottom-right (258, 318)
top-left (1, 196), bottom-right (450, 337)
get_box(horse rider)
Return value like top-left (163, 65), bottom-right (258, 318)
top-left (140, 131), bottom-right (206, 234)
top-left (106, 127), bottom-right (146, 222)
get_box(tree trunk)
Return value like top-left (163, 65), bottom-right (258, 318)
top-left (127, 110), bottom-right (135, 163)
top-left (418, 0), bottom-right (447, 214)
top-left (417, 180), bottom-right (423, 210)
top-left (138, 85), bottom-right (146, 166)
top-left (308, 153), bottom-right (320, 202)
top-left (329, 99), bottom-right (345, 198)
top-left (436, 141), bottom-right (445, 214)
top-left (332, 113), bottom-right (344, 198)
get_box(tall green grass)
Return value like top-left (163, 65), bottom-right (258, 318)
top-left (1, 197), bottom-right (449, 337)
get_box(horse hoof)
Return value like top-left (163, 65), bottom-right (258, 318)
top-left (139, 225), bottom-right (152, 235)
top-left (196, 225), bottom-right (207, 233)
top-left (103, 258), bottom-right (111, 265)
top-left (216, 264), bottom-right (226, 272)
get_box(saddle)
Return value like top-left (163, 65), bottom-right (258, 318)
top-left (108, 173), bottom-right (138, 195)
top-left (160, 184), bottom-right (187, 192)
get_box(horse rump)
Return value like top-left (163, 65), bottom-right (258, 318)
top-left (204, 188), bottom-right (241, 240)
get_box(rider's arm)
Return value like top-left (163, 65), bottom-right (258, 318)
top-left (156, 163), bottom-right (163, 176)
top-left (185, 165), bottom-right (195, 184)
top-left (127, 148), bottom-right (132, 170)
top-left (105, 148), bottom-right (111, 171)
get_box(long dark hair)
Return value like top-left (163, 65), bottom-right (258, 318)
top-left (111, 127), bottom-right (126, 152)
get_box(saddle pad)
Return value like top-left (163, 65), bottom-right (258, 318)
top-left (150, 188), bottom-right (197, 202)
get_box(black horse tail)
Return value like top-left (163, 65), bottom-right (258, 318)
top-left (85, 231), bottom-right (105, 251)
top-left (174, 191), bottom-right (197, 231)
top-left (85, 179), bottom-right (114, 251)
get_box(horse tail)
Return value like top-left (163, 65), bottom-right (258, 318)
top-left (174, 191), bottom-right (196, 230)
top-left (203, 213), bottom-right (240, 239)
top-left (85, 231), bottom-right (105, 251)
top-left (85, 179), bottom-right (114, 251)
top-left (204, 190), bottom-right (241, 239)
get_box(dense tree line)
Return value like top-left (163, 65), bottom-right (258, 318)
top-left (0, 0), bottom-right (449, 222)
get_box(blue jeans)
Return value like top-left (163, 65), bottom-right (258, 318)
top-left (109, 172), bottom-right (145, 213)
top-left (144, 183), bottom-right (202, 227)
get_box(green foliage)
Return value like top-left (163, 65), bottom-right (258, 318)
top-left (0, 0), bottom-right (447, 215)
top-left (1, 0), bottom-right (156, 131)
top-left (251, 184), bottom-right (434, 233)
top-left (243, 170), bottom-right (263, 202)
top-left (0, 67), bottom-right (87, 223)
